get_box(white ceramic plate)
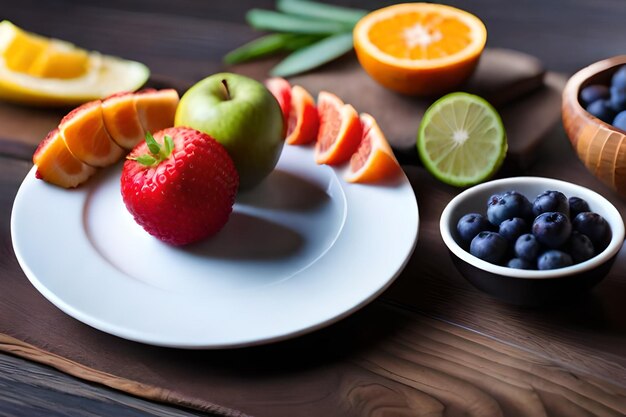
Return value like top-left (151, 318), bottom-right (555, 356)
top-left (11, 145), bottom-right (418, 348)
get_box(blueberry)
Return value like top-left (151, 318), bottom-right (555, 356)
top-left (457, 213), bottom-right (492, 243)
top-left (568, 196), bottom-right (590, 219)
top-left (487, 191), bottom-right (533, 226)
top-left (579, 84), bottom-right (610, 107)
top-left (567, 231), bottom-right (595, 263)
top-left (507, 258), bottom-right (534, 269)
top-left (611, 65), bottom-right (626, 89)
top-left (572, 212), bottom-right (611, 251)
top-left (514, 233), bottom-right (541, 261)
top-left (538, 250), bottom-right (573, 270)
top-left (499, 217), bottom-right (528, 242)
top-left (610, 86), bottom-right (626, 112)
top-left (532, 212), bottom-right (572, 248)
top-left (532, 190), bottom-right (569, 217)
top-left (470, 231), bottom-right (508, 264)
top-left (587, 99), bottom-right (616, 123)
top-left (613, 111), bottom-right (626, 131)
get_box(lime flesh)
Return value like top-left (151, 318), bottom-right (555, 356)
top-left (417, 92), bottom-right (507, 187)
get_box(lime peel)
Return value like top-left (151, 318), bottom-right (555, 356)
top-left (417, 92), bottom-right (507, 187)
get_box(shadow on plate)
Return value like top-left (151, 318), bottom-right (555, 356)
top-left (185, 211), bottom-right (304, 261)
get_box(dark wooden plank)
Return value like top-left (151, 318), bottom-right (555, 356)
top-left (0, 352), bottom-right (209, 417)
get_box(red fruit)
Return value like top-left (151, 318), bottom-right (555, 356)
top-left (121, 127), bottom-right (239, 246)
top-left (264, 77), bottom-right (292, 134)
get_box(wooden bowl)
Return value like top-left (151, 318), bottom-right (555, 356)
top-left (562, 55), bottom-right (626, 197)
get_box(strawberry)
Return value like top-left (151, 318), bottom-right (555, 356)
top-left (121, 127), bottom-right (239, 246)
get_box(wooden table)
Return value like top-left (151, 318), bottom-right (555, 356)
top-left (1, 1), bottom-right (626, 416)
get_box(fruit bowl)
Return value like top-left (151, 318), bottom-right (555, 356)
top-left (440, 177), bottom-right (625, 305)
top-left (562, 55), bottom-right (626, 198)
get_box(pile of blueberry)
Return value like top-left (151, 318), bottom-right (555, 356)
top-left (456, 190), bottom-right (612, 270)
top-left (580, 65), bottom-right (626, 131)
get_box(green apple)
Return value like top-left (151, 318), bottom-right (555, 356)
top-left (175, 72), bottom-right (284, 189)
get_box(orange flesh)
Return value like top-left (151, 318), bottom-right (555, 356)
top-left (33, 129), bottom-right (96, 188)
top-left (102, 93), bottom-right (145, 149)
top-left (135, 89), bottom-right (179, 134)
top-left (369, 12), bottom-right (471, 60)
top-left (60, 101), bottom-right (123, 166)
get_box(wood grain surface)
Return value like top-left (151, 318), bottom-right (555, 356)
top-left (1, 1), bottom-right (626, 416)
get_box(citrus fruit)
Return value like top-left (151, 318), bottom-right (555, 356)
top-left (345, 113), bottom-right (401, 183)
top-left (59, 100), bottom-right (125, 167)
top-left (32, 89), bottom-right (179, 188)
top-left (417, 92), bottom-right (507, 187)
top-left (0, 20), bottom-right (149, 106)
top-left (353, 3), bottom-right (487, 96)
top-left (135, 88), bottom-right (180, 134)
top-left (286, 85), bottom-right (319, 145)
top-left (264, 77), bottom-right (292, 131)
top-left (101, 92), bottom-right (146, 150)
top-left (33, 128), bottom-right (97, 188)
top-left (315, 91), bottom-right (362, 165)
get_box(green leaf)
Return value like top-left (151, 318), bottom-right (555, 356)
top-left (283, 34), bottom-right (324, 50)
top-left (162, 135), bottom-right (174, 158)
top-left (133, 154), bottom-right (158, 167)
top-left (246, 9), bottom-right (351, 34)
top-left (276, 0), bottom-right (367, 26)
top-left (145, 132), bottom-right (161, 155)
top-left (271, 32), bottom-right (353, 77)
top-left (224, 33), bottom-right (297, 64)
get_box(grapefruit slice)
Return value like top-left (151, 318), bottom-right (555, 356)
top-left (0, 20), bottom-right (149, 106)
top-left (286, 85), bottom-right (319, 145)
top-left (264, 77), bottom-right (292, 130)
top-left (101, 91), bottom-right (145, 149)
top-left (33, 128), bottom-right (97, 188)
top-left (314, 91), bottom-right (362, 165)
top-left (345, 113), bottom-right (401, 183)
top-left (59, 100), bottom-right (125, 167)
top-left (135, 89), bottom-right (179, 134)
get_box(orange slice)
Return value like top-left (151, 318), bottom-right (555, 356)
top-left (286, 85), bottom-right (319, 145)
top-left (59, 100), bottom-right (124, 167)
top-left (314, 91), bottom-right (362, 165)
top-left (135, 88), bottom-right (179, 134)
top-left (345, 113), bottom-right (401, 183)
top-left (264, 77), bottom-right (292, 133)
top-left (353, 3), bottom-right (487, 95)
top-left (101, 91), bottom-right (145, 149)
top-left (33, 128), bottom-right (97, 188)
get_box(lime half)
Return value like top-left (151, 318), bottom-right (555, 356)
top-left (417, 92), bottom-right (507, 187)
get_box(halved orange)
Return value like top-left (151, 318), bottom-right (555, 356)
top-left (135, 88), bottom-right (179, 134)
top-left (101, 91), bottom-right (145, 149)
top-left (315, 91), bottom-right (362, 165)
top-left (353, 3), bottom-right (487, 96)
top-left (59, 100), bottom-right (125, 167)
top-left (264, 77), bottom-right (292, 133)
top-left (33, 128), bottom-right (97, 188)
top-left (286, 85), bottom-right (319, 145)
top-left (345, 113), bottom-right (401, 183)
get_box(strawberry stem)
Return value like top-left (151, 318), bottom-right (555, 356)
top-left (128, 133), bottom-right (175, 167)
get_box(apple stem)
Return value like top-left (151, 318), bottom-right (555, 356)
top-left (220, 79), bottom-right (231, 101)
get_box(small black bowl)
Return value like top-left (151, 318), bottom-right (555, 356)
top-left (440, 177), bottom-right (625, 306)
